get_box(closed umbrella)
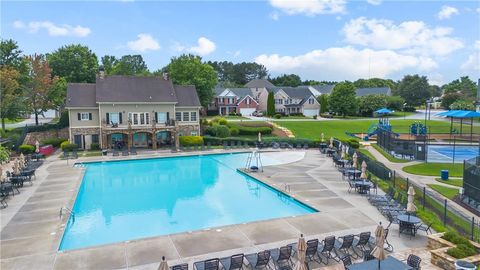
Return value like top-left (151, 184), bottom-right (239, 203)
top-left (19, 153), bottom-right (25, 168)
top-left (407, 186), bottom-right (417, 214)
top-left (258, 132), bottom-right (262, 142)
top-left (341, 145), bottom-right (346, 159)
top-left (13, 159), bottom-right (19, 175)
top-left (157, 256), bottom-right (169, 270)
top-left (352, 152), bottom-right (358, 168)
top-left (321, 133), bottom-right (324, 142)
top-left (360, 160), bottom-right (367, 179)
top-left (329, 137), bottom-right (334, 148)
top-left (294, 234), bottom-right (308, 270)
top-left (371, 222), bottom-right (387, 269)
top-left (35, 140), bottom-right (40, 153)
top-left (0, 167), bottom-right (3, 182)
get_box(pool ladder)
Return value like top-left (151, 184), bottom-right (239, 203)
top-left (59, 207), bottom-right (75, 223)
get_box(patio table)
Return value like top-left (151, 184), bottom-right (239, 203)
top-left (326, 148), bottom-right (336, 157)
top-left (354, 180), bottom-right (373, 194)
top-left (397, 214), bottom-right (421, 237)
top-left (347, 256), bottom-right (412, 270)
top-left (344, 169), bottom-right (361, 179)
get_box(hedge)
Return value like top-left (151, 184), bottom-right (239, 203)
top-left (60, 141), bottom-right (78, 151)
top-left (179, 136), bottom-right (204, 146)
top-left (90, 143), bottom-right (100, 150)
top-left (41, 138), bottom-right (68, 147)
top-left (19, 144), bottom-right (35, 154)
top-left (202, 136), bottom-right (319, 147)
top-left (227, 123), bottom-right (272, 135)
top-left (340, 138), bottom-right (360, 149)
top-left (205, 125), bottom-right (231, 138)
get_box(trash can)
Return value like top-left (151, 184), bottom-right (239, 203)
top-left (455, 260), bottom-right (476, 270)
top-left (441, 170), bottom-right (449, 180)
top-left (102, 149), bottom-right (108, 156)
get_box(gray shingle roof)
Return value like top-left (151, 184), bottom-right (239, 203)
top-left (66, 83), bottom-right (97, 107)
top-left (245, 79), bottom-right (275, 88)
top-left (277, 86), bottom-right (314, 99)
top-left (308, 84), bottom-right (335, 94)
top-left (228, 88), bottom-right (253, 100)
top-left (175, 85), bottom-right (201, 107)
top-left (96, 76), bottom-right (178, 103)
top-left (356, 87), bottom-right (391, 96)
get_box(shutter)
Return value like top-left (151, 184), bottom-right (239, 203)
top-left (77, 113), bottom-right (81, 121)
top-left (106, 113), bottom-right (110, 124)
top-left (155, 112), bottom-right (158, 123)
top-left (119, 113), bottom-right (122, 124)
top-left (166, 112), bottom-right (170, 120)
top-left (89, 113), bottom-right (92, 120)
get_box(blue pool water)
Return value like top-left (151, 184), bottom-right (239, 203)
top-left (428, 145), bottom-right (479, 163)
top-left (59, 153), bottom-right (315, 251)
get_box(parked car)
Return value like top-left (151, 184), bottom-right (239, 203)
top-left (322, 112), bottom-right (334, 118)
top-left (252, 111), bottom-right (263, 117)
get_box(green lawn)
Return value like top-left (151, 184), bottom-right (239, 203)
top-left (434, 177), bottom-right (463, 187)
top-left (358, 148), bottom-right (376, 160)
top-left (403, 163), bottom-right (463, 177)
top-left (371, 144), bottom-right (410, 163)
top-left (389, 111), bottom-right (416, 118)
top-left (3, 118), bottom-right (22, 124)
top-left (274, 119), bottom-right (479, 141)
top-left (428, 184), bottom-right (459, 200)
top-left (202, 116), bottom-right (249, 120)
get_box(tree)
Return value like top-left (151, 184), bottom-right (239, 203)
top-left (303, 80), bottom-right (324, 86)
top-left (357, 94), bottom-right (388, 116)
top-left (429, 85), bottom-right (442, 97)
top-left (1, 39), bottom-right (24, 68)
top-left (270, 74), bottom-right (302, 87)
top-left (207, 61), bottom-right (268, 85)
top-left (48, 77), bottom-right (67, 111)
top-left (442, 76), bottom-right (477, 98)
top-left (450, 100), bottom-right (475, 110)
top-left (267, 91), bottom-right (275, 116)
top-left (47, 44), bottom-right (98, 83)
top-left (353, 78), bottom-right (397, 93)
top-left (164, 54), bottom-right (217, 108)
top-left (25, 54), bottom-right (58, 125)
top-left (316, 94), bottom-right (329, 113)
top-left (328, 82), bottom-right (358, 117)
top-left (386, 96), bottom-right (405, 111)
top-left (0, 67), bottom-right (24, 130)
top-left (111, 55), bottom-right (149, 75)
top-left (397, 75), bottom-right (431, 106)
top-left (441, 92), bottom-right (464, 109)
top-left (101, 55), bottom-right (117, 74)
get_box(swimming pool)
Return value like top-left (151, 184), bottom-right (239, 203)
top-left (59, 153), bottom-right (316, 251)
top-left (428, 145), bottom-right (479, 163)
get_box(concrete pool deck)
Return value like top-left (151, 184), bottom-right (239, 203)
top-left (1, 149), bottom-right (428, 270)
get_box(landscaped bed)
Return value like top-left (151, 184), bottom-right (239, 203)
top-left (403, 163), bottom-right (463, 177)
top-left (428, 232), bottom-right (480, 270)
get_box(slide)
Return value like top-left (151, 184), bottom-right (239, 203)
top-left (367, 124), bottom-right (379, 137)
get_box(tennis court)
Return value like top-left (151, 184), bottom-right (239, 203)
top-left (428, 144), bottom-right (479, 163)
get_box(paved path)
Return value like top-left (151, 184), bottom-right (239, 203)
top-left (364, 145), bottom-right (477, 220)
top-left (5, 117), bottom-right (54, 129)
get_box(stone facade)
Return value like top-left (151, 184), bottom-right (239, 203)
top-left (70, 127), bottom-right (101, 136)
top-left (428, 233), bottom-right (480, 270)
top-left (23, 128), bottom-right (69, 145)
top-left (177, 124), bottom-right (200, 136)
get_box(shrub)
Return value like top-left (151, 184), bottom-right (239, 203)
top-left (313, 115), bottom-right (317, 119)
top-left (218, 118), bottom-right (228, 125)
top-left (0, 145), bottom-right (10, 163)
top-left (228, 111), bottom-right (236, 116)
top-left (205, 125), bottom-right (231, 138)
top-left (229, 127), bottom-right (240, 136)
top-left (179, 136), bottom-right (204, 146)
top-left (41, 138), bottom-right (68, 147)
top-left (447, 244), bottom-right (477, 259)
top-left (387, 96), bottom-right (405, 111)
top-left (60, 141), bottom-right (78, 151)
top-left (227, 123), bottom-right (272, 135)
top-left (274, 114), bottom-right (282, 119)
top-left (340, 138), bottom-right (360, 149)
top-left (18, 144), bottom-right (35, 154)
top-left (90, 143), bottom-right (100, 150)
top-left (403, 106), bottom-right (416, 112)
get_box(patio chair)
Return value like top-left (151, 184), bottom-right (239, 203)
top-left (383, 228), bottom-right (394, 252)
top-left (406, 254), bottom-right (422, 270)
top-left (353, 232), bottom-right (372, 258)
top-left (194, 258), bottom-right (220, 270)
top-left (363, 250), bottom-right (375, 261)
top-left (194, 144), bottom-right (199, 151)
top-left (347, 180), bottom-right (357, 193)
top-left (220, 254), bottom-right (245, 270)
top-left (171, 145), bottom-right (178, 153)
top-left (112, 149), bottom-right (119, 156)
top-left (207, 142), bottom-right (212, 150)
top-left (340, 255), bottom-right (352, 269)
top-left (185, 145), bottom-right (191, 151)
top-left (237, 141), bottom-right (243, 148)
top-left (122, 149), bottom-right (129, 156)
top-left (303, 144), bottom-right (309, 149)
top-left (245, 250), bottom-right (271, 270)
top-left (223, 141), bottom-right (228, 150)
top-left (63, 150), bottom-right (69, 159)
top-left (334, 234), bottom-right (355, 259)
top-left (318, 235), bottom-right (337, 264)
top-left (201, 144), bottom-right (206, 151)
top-left (1, 182), bottom-right (16, 197)
top-left (270, 246), bottom-right (293, 268)
top-left (415, 222), bottom-right (432, 235)
top-left (130, 148), bottom-right (137, 155)
top-left (71, 149), bottom-right (78, 159)
top-left (171, 263), bottom-right (188, 270)
top-left (244, 141), bottom-right (249, 148)
top-left (305, 239), bottom-right (322, 265)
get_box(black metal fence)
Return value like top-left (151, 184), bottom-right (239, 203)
top-left (333, 139), bottom-right (480, 242)
top-left (464, 157), bottom-right (480, 202)
top-left (376, 129), bottom-right (426, 160)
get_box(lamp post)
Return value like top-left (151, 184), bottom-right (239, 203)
top-left (403, 103), bottom-right (407, 120)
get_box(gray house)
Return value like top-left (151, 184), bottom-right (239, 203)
top-left (356, 87), bottom-right (392, 96)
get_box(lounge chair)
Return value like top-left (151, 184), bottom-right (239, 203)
top-left (112, 149), bottom-right (119, 156)
top-left (194, 258), bottom-right (220, 270)
top-left (305, 239), bottom-right (322, 265)
top-left (303, 144), bottom-right (309, 149)
top-left (201, 144), bottom-right (206, 151)
top-left (318, 236), bottom-right (337, 264)
top-left (180, 145), bottom-right (185, 152)
top-left (246, 250), bottom-right (271, 270)
top-left (207, 142), bottom-right (212, 150)
top-left (220, 254), bottom-right (245, 270)
top-left (71, 150), bottom-right (78, 159)
top-left (353, 232), bottom-right (372, 258)
top-left (223, 141), bottom-right (228, 150)
top-left (130, 148), bottom-right (137, 155)
top-left (244, 141), bottom-right (249, 148)
top-left (194, 144), bottom-right (199, 151)
top-left (122, 149), bottom-right (129, 156)
top-left (270, 246), bottom-right (293, 268)
top-left (171, 264), bottom-right (188, 270)
top-left (363, 250), bottom-right (375, 261)
top-left (334, 234), bottom-right (355, 259)
top-left (63, 150), bottom-right (69, 159)
top-left (340, 255), bottom-right (352, 268)
top-left (185, 145), bottom-right (191, 151)
top-left (171, 145), bottom-right (178, 153)
top-left (237, 141), bottom-right (242, 148)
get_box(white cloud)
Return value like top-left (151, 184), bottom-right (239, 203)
top-left (270, 12), bottom-right (280, 21)
top-left (173, 37), bottom-right (216, 56)
top-left (477, 8), bottom-right (480, 13)
top-left (255, 46), bottom-right (437, 81)
top-left (269, 0), bottom-right (346, 16)
top-left (13, 20), bottom-right (90, 37)
top-left (343, 17), bottom-right (464, 56)
top-left (126, 33), bottom-right (160, 52)
top-left (437, 5), bottom-right (459, 20)
top-left (461, 41), bottom-right (480, 71)
top-left (366, 0), bottom-right (382, 6)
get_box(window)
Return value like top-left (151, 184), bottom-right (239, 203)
top-left (80, 112), bottom-right (91, 121)
top-left (91, 134), bottom-right (99, 144)
top-left (109, 113), bottom-right (119, 124)
top-left (157, 112), bottom-right (167, 124)
top-left (308, 98), bottom-right (314, 104)
top-left (191, 131), bottom-right (198, 136)
top-left (190, 112), bottom-right (197, 121)
top-left (128, 112), bottom-right (149, 125)
top-left (175, 112), bottom-right (182, 121)
top-left (183, 112), bottom-right (190, 121)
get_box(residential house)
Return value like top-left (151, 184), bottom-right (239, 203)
top-left (305, 84), bottom-right (335, 97)
top-left (270, 86), bottom-right (320, 116)
top-left (356, 87), bottom-right (392, 96)
top-left (213, 87), bottom-right (259, 116)
top-left (66, 74), bottom-right (201, 150)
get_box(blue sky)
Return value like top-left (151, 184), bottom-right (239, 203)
top-left (2, 0), bottom-right (479, 85)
